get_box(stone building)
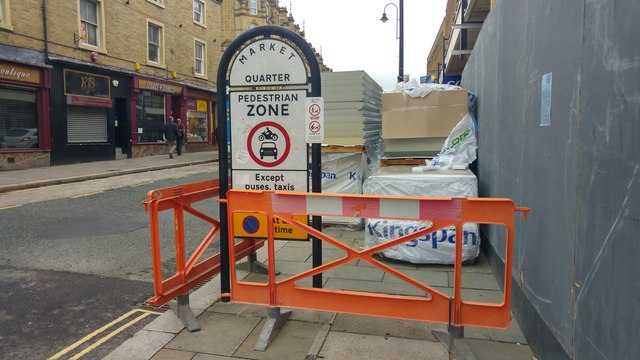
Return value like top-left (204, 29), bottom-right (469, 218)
top-left (0, 0), bottom-right (326, 170)
top-left (220, 0), bottom-right (331, 72)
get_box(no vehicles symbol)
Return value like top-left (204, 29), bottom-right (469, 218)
top-left (247, 121), bottom-right (291, 167)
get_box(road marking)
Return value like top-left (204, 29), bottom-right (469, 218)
top-left (47, 309), bottom-right (161, 360)
top-left (70, 191), bottom-right (105, 198)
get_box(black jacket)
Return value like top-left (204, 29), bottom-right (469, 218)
top-left (164, 122), bottom-right (178, 141)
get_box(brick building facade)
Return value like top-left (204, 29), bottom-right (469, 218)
top-left (0, 0), bottom-right (327, 170)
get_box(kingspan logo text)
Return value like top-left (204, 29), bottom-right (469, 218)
top-left (367, 221), bottom-right (478, 248)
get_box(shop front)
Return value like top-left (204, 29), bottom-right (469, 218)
top-left (49, 64), bottom-right (131, 165)
top-left (131, 77), bottom-right (184, 157)
top-left (185, 86), bottom-right (217, 153)
top-left (0, 60), bottom-right (51, 170)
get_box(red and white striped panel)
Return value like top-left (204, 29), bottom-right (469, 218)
top-left (272, 193), bottom-right (462, 221)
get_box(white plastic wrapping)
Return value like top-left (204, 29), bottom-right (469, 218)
top-left (388, 79), bottom-right (462, 97)
top-left (413, 112), bottom-right (478, 172)
top-left (311, 152), bottom-right (364, 226)
top-left (363, 168), bottom-right (479, 264)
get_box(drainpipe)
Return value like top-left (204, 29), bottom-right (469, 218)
top-left (42, 0), bottom-right (49, 60)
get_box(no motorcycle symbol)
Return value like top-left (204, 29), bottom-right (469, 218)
top-left (247, 121), bottom-right (291, 167)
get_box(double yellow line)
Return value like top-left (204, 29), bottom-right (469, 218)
top-left (48, 309), bottom-right (161, 360)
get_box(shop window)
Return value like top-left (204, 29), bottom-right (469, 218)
top-left (194, 40), bottom-right (206, 77)
top-left (136, 91), bottom-right (165, 143)
top-left (0, 86), bottom-right (39, 149)
top-left (193, 0), bottom-right (205, 27)
top-left (186, 98), bottom-right (208, 143)
top-left (249, 0), bottom-right (257, 15)
top-left (147, 21), bottom-right (164, 66)
top-left (78, 0), bottom-right (105, 51)
top-left (67, 106), bottom-right (107, 143)
top-left (0, 0), bottom-right (13, 31)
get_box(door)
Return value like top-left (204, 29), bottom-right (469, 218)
top-left (114, 98), bottom-right (130, 158)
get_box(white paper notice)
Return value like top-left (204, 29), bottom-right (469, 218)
top-left (305, 97), bottom-right (324, 143)
top-left (541, 72), bottom-right (552, 126)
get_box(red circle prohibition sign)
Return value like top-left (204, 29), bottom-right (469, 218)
top-left (308, 120), bottom-right (321, 133)
top-left (247, 121), bottom-right (291, 167)
top-left (309, 104), bottom-right (321, 116)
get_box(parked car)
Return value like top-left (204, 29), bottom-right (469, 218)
top-left (1, 128), bottom-right (39, 148)
top-left (259, 141), bottom-right (278, 159)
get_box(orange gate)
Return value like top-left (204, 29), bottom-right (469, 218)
top-left (225, 190), bottom-right (528, 330)
top-left (143, 179), bottom-right (264, 307)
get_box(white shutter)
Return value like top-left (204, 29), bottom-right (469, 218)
top-left (67, 106), bottom-right (107, 143)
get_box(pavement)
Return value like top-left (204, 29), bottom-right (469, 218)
top-left (0, 151), bottom-right (535, 360)
top-left (0, 150), bottom-right (218, 194)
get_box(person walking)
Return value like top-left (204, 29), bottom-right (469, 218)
top-left (164, 117), bottom-right (178, 158)
top-left (176, 118), bottom-right (185, 156)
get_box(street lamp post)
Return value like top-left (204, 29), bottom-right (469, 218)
top-left (380, 0), bottom-right (404, 83)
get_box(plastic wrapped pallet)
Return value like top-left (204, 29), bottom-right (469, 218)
top-left (310, 152), bottom-right (364, 227)
top-left (363, 167), bottom-right (479, 264)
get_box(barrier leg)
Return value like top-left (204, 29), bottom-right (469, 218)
top-left (236, 241), bottom-right (279, 275)
top-left (432, 326), bottom-right (477, 360)
top-left (169, 294), bottom-right (201, 332)
top-left (236, 251), bottom-right (269, 274)
top-left (254, 307), bottom-right (292, 351)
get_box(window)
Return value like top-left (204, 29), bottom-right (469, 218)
top-left (0, 86), bottom-right (39, 149)
top-left (0, 0), bottom-right (13, 31)
top-left (186, 98), bottom-right (208, 143)
top-left (194, 40), bottom-right (205, 77)
top-left (79, 0), bottom-right (104, 50)
top-left (249, 0), bottom-right (257, 15)
top-left (136, 91), bottom-right (165, 143)
top-left (147, 21), bottom-right (164, 66)
top-left (193, 0), bottom-right (205, 26)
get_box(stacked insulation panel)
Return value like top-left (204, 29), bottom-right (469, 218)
top-left (321, 71), bottom-right (383, 158)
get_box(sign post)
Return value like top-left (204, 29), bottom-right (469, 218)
top-left (217, 26), bottom-right (323, 301)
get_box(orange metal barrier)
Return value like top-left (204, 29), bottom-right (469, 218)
top-left (144, 179), bottom-right (263, 306)
top-left (225, 190), bottom-right (528, 329)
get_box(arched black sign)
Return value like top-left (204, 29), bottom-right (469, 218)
top-left (217, 26), bottom-right (322, 298)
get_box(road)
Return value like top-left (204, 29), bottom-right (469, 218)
top-left (0, 163), bottom-right (219, 360)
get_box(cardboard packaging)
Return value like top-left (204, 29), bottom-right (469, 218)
top-left (381, 90), bottom-right (468, 139)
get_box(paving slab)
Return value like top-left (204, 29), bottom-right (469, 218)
top-left (144, 310), bottom-right (190, 334)
top-left (465, 338), bottom-right (534, 360)
top-left (332, 313), bottom-right (446, 342)
top-left (275, 246), bottom-right (312, 262)
top-left (270, 260), bottom-right (312, 275)
top-left (165, 312), bottom-right (260, 356)
top-left (382, 268), bottom-right (449, 287)
top-left (324, 263), bottom-right (386, 281)
top-left (324, 277), bottom-right (426, 296)
top-left (103, 329), bottom-right (175, 360)
top-left (233, 318), bottom-right (324, 360)
top-left (434, 287), bottom-right (505, 303)
top-left (449, 271), bottom-right (501, 290)
top-left (209, 301), bottom-right (255, 315)
top-left (192, 354), bottom-right (235, 360)
top-left (318, 331), bottom-right (449, 360)
top-left (150, 348), bottom-right (196, 360)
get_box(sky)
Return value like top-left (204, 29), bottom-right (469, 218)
top-left (282, 0), bottom-right (448, 91)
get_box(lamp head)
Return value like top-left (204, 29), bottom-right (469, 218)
top-left (380, 13), bottom-right (389, 23)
